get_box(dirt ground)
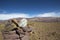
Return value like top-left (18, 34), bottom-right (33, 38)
top-left (29, 22), bottom-right (60, 40)
top-left (0, 22), bottom-right (60, 40)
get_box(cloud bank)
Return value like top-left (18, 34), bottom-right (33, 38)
top-left (37, 12), bottom-right (60, 17)
top-left (0, 13), bottom-right (30, 20)
top-left (0, 12), bottom-right (60, 20)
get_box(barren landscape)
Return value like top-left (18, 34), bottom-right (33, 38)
top-left (0, 17), bottom-right (60, 40)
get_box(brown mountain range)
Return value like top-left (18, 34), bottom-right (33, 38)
top-left (0, 17), bottom-right (60, 23)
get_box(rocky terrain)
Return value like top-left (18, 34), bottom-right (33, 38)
top-left (0, 17), bottom-right (60, 40)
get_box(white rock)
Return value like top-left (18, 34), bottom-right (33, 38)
top-left (19, 18), bottom-right (27, 27)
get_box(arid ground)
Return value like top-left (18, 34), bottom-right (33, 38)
top-left (0, 17), bottom-right (60, 40)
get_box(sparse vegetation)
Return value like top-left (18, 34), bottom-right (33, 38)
top-left (29, 22), bottom-right (60, 40)
top-left (0, 20), bottom-right (60, 40)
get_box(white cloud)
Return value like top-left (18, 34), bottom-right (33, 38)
top-left (37, 12), bottom-right (60, 17)
top-left (0, 12), bottom-right (60, 20)
top-left (0, 13), bottom-right (30, 20)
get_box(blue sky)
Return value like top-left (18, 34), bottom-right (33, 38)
top-left (0, 0), bottom-right (60, 20)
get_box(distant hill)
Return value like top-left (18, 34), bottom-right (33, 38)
top-left (27, 17), bottom-right (60, 22)
top-left (11, 17), bottom-right (60, 22)
top-left (0, 17), bottom-right (60, 23)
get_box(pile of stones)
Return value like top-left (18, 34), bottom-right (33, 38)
top-left (2, 31), bottom-right (20, 40)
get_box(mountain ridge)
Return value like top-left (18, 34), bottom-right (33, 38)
top-left (0, 17), bottom-right (60, 23)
